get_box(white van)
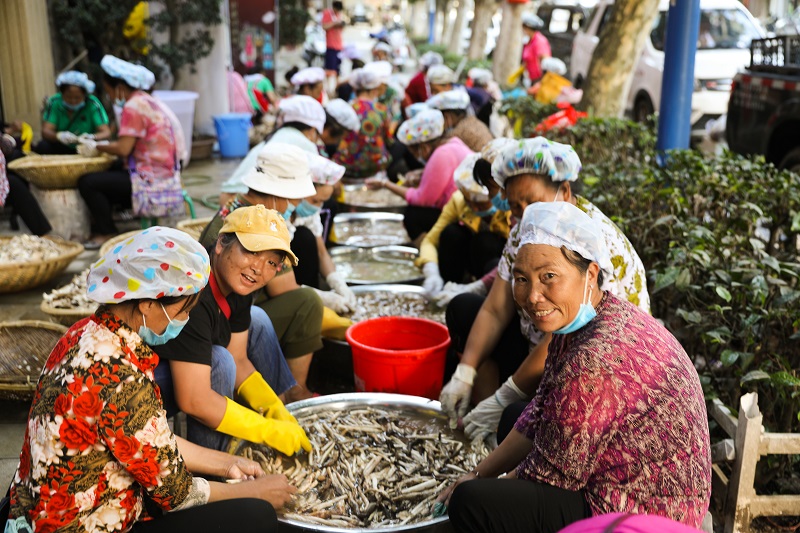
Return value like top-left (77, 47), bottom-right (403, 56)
top-left (569, 0), bottom-right (764, 136)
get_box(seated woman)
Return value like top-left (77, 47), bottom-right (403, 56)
top-left (77, 55), bottom-right (183, 248)
top-left (438, 201), bottom-right (711, 533)
top-left (157, 205), bottom-right (312, 454)
top-left (7, 227), bottom-right (296, 533)
top-left (366, 108), bottom-right (472, 241)
top-left (439, 137), bottom-right (650, 443)
top-left (332, 68), bottom-right (392, 180)
top-left (0, 135), bottom-right (52, 236)
top-left (35, 70), bottom-right (111, 155)
top-left (416, 153), bottom-right (510, 297)
top-left (322, 98), bottom-right (360, 157)
top-left (365, 60), bottom-right (403, 130)
top-left (290, 67), bottom-right (326, 103)
top-left (426, 88), bottom-right (493, 153)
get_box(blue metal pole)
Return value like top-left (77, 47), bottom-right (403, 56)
top-left (656, 0), bottom-right (701, 153)
top-left (428, 0), bottom-right (436, 44)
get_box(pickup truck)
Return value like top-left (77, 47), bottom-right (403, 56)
top-left (726, 35), bottom-right (800, 172)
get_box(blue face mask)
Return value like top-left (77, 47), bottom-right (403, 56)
top-left (553, 273), bottom-right (596, 334)
top-left (473, 205), bottom-right (497, 218)
top-left (294, 200), bottom-right (321, 218)
top-left (139, 304), bottom-right (189, 346)
top-left (63, 101), bottom-right (85, 112)
top-left (282, 202), bottom-right (296, 221)
top-left (492, 192), bottom-right (510, 212)
top-left (114, 98), bottom-right (126, 108)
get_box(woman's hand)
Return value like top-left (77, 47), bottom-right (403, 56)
top-left (365, 176), bottom-right (386, 190)
top-left (403, 169), bottom-right (423, 187)
top-left (225, 457), bottom-right (265, 480)
top-left (250, 474), bottom-right (297, 509)
top-left (435, 471), bottom-right (478, 508)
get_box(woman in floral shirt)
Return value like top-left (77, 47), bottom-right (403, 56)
top-left (439, 202), bottom-right (711, 532)
top-left (7, 228), bottom-right (295, 533)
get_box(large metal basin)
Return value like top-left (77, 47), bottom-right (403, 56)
top-left (279, 393), bottom-right (454, 533)
top-left (338, 184), bottom-right (407, 214)
top-left (329, 246), bottom-right (422, 285)
top-left (330, 212), bottom-right (410, 248)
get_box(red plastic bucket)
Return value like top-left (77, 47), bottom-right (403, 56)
top-left (346, 317), bottom-right (451, 400)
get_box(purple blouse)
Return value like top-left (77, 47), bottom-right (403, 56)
top-left (514, 293), bottom-right (711, 529)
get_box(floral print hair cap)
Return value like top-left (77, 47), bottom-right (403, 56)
top-left (56, 71), bottom-right (95, 94)
top-left (404, 102), bottom-right (430, 119)
top-left (454, 153), bottom-right (489, 202)
top-left (100, 55), bottom-right (155, 90)
top-left (396, 108), bottom-right (444, 146)
top-left (491, 137), bottom-right (582, 189)
top-left (518, 201), bottom-right (612, 279)
top-left (480, 137), bottom-right (516, 164)
top-left (426, 88), bottom-right (471, 111)
top-left (87, 227), bottom-right (210, 304)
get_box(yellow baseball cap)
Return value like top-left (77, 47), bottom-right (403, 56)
top-left (219, 205), bottom-right (299, 266)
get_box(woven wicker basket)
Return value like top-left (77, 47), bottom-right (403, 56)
top-left (0, 237), bottom-right (85, 294)
top-left (97, 230), bottom-right (142, 258)
top-left (8, 154), bottom-right (115, 189)
top-left (176, 216), bottom-right (212, 241)
top-left (40, 300), bottom-right (97, 327)
top-left (0, 320), bottom-right (67, 401)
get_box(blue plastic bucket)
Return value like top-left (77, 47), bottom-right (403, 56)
top-left (213, 113), bottom-right (251, 158)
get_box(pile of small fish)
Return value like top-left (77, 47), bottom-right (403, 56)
top-left (42, 268), bottom-right (96, 312)
top-left (345, 188), bottom-right (407, 208)
top-left (350, 292), bottom-right (445, 324)
top-left (334, 220), bottom-right (409, 247)
top-left (0, 235), bottom-right (63, 264)
top-left (240, 406), bottom-right (489, 528)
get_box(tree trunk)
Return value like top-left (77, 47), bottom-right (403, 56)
top-left (468, 0), bottom-right (493, 60)
top-left (448, 0), bottom-right (469, 54)
top-left (578, 0), bottom-right (660, 118)
top-left (492, 1), bottom-right (524, 88)
top-left (410, 1), bottom-right (426, 39)
top-left (438, 0), bottom-right (451, 45)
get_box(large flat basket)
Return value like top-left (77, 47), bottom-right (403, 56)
top-left (0, 320), bottom-right (68, 401)
top-left (8, 154), bottom-right (115, 189)
top-left (0, 237), bottom-right (84, 293)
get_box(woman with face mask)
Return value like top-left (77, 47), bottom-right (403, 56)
top-left (35, 70), bottom-right (112, 155)
top-left (6, 227), bottom-right (297, 533)
top-left (365, 108), bottom-right (472, 241)
top-left (415, 153), bottom-right (511, 298)
top-left (436, 202), bottom-right (711, 533)
top-left (77, 56), bottom-right (183, 249)
top-left (439, 137), bottom-right (651, 445)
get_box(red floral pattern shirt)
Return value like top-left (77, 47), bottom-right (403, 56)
top-left (8, 312), bottom-right (195, 533)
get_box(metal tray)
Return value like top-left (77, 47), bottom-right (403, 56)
top-left (329, 246), bottom-right (423, 285)
top-left (331, 212), bottom-right (410, 247)
top-left (279, 393), bottom-right (452, 533)
top-left (338, 184), bottom-right (407, 213)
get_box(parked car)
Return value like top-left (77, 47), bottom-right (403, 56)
top-left (727, 35), bottom-right (800, 171)
top-left (536, 1), bottom-right (593, 73)
top-left (570, 0), bottom-right (764, 137)
top-left (352, 4), bottom-right (372, 24)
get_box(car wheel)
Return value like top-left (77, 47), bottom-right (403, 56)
top-left (778, 146), bottom-right (800, 173)
top-left (634, 95), bottom-right (654, 123)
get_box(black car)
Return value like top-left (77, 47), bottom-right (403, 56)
top-left (535, 1), bottom-right (590, 73)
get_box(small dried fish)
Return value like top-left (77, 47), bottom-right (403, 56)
top-left (0, 235), bottom-right (63, 264)
top-left (42, 268), bottom-right (96, 312)
top-left (348, 291), bottom-right (445, 324)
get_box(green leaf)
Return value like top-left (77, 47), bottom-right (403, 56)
top-left (653, 267), bottom-right (680, 293)
top-left (715, 286), bottom-right (732, 302)
top-left (762, 255), bottom-right (781, 273)
top-left (770, 372), bottom-right (800, 388)
top-left (720, 349), bottom-right (743, 366)
top-left (676, 269), bottom-right (692, 290)
top-left (741, 370), bottom-right (770, 383)
top-left (676, 309), bottom-right (703, 324)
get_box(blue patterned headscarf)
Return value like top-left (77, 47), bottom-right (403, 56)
top-left (56, 71), bottom-right (95, 94)
top-left (491, 137), bottom-right (582, 190)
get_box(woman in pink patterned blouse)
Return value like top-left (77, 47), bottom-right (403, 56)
top-left (438, 202), bottom-right (711, 533)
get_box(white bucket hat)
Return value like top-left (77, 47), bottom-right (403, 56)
top-left (242, 142), bottom-right (317, 199)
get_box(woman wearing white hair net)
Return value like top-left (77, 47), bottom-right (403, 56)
top-left (403, 51), bottom-right (443, 107)
top-left (436, 202), bottom-right (711, 533)
top-left (6, 227), bottom-right (298, 533)
top-left (332, 68), bottom-right (392, 179)
top-left (425, 88), bottom-right (493, 153)
top-left (415, 153), bottom-right (511, 296)
top-left (440, 137), bottom-right (650, 444)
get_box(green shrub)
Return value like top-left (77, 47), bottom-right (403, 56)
top-left (499, 96), bottom-right (558, 138)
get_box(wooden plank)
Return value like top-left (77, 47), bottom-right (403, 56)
top-left (709, 399), bottom-right (739, 438)
top-left (712, 439), bottom-right (736, 463)
top-left (759, 433), bottom-right (800, 455)
top-left (724, 393), bottom-right (762, 533)
top-left (711, 464), bottom-right (729, 516)
top-left (748, 495), bottom-right (800, 517)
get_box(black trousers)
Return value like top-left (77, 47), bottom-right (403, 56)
top-left (131, 499), bottom-right (277, 533)
top-left (291, 225), bottom-right (321, 288)
top-left (438, 223), bottom-right (506, 283)
top-left (78, 169), bottom-right (131, 235)
top-left (403, 204), bottom-right (441, 241)
top-left (444, 293), bottom-right (529, 383)
top-left (32, 139), bottom-right (76, 155)
top-left (449, 479), bottom-right (591, 533)
top-left (5, 172), bottom-right (52, 235)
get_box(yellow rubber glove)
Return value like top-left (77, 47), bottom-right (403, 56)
top-left (216, 397), bottom-right (311, 456)
top-left (321, 306), bottom-right (353, 340)
top-left (237, 372), bottom-right (296, 423)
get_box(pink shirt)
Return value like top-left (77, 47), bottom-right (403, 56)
top-left (119, 91), bottom-right (176, 180)
top-left (405, 137), bottom-right (471, 209)
top-left (322, 9), bottom-right (343, 50)
top-left (522, 32), bottom-right (551, 81)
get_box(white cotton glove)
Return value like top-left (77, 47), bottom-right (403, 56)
top-left (439, 363), bottom-right (477, 429)
top-left (433, 279), bottom-right (488, 308)
top-left (463, 376), bottom-right (529, 443)
top-left (422, 262), bottom-right (444, 297)
top-left (326, 272), bottom-right (357, 310)
top-left (310, 287), bottom-right (351, 315)
top-left (78, 133), bottom-right (96, 142)
top-left (56, 131), bottom-right (79, 145)
top-left (76, 142), bottom-right (99, 157)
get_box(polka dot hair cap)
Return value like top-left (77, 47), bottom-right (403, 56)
top-left (491, 137), bottom-right (582, 189)
top-left (86, 227), bottom-right (210, 304)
